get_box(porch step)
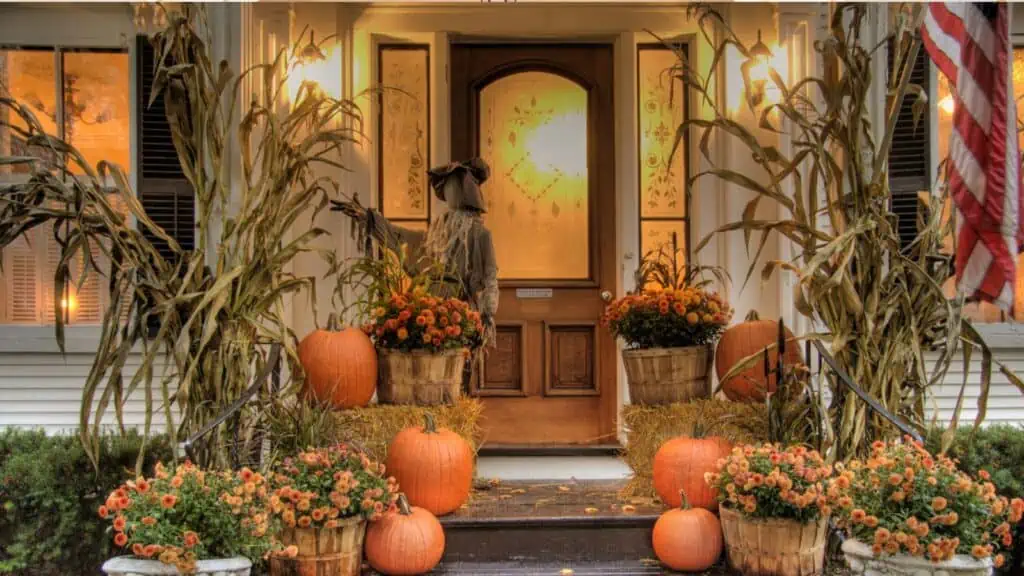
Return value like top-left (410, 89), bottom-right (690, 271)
top-left (429, 560), bottom-right (667, 574)
top-left (438, 479), bottom-right (661, 565)
top-left (476, 455), bottom-right (631, 480)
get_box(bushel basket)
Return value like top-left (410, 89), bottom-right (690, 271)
top-left (377, 348), bottom-right (466, 405)
top-left (622, 345), bottom-right (711, 405)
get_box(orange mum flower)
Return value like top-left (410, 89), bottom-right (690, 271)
top-left (183, 531), bottom-right (199, 548)
top-left (132, 543), bottom-right (145, 556)
top-left (97, 505), bottom-right (109, 519)
top-left (297, 515), bottom-right (312, 528)
top-left (113, 515), bottom-right (127, 532)
top-left (931, 496), bottom-right (948, 512)
top-left (142, 516), bottom-right (157, 526)
top-left (114, 532), bottom-right (128, 547)
top-left (161, 494), bottom-right (178, 509)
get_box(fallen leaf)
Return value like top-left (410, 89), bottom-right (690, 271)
top-left (584, 507), bottom-right (599, 514)
top-left (557, 485), bottom-right (570, 492)
top-left (560, 570), bottom-right (574, 576)
top-left (621, 504), bottom-right (637, 514)
top-left (488, 478), bottom-right (501, 487)
top-left (499, 494), bottom-right (512, 500)
top-left (509, 488), bottom-right (526, 495)
top-left (640, 558), bottom-right (660, 566)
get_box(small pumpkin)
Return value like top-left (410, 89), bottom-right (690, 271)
top-left (385, 413), bottom-right (473, 516)
top-left (652, 490), bottom-right (723, 572)
top-left (715, 311), bottom-right (802, 402)
top-left (365, 493), bottom-right (445, 575)
top-left (298, 313), bottom-right (377, 409)
top-left (652, 425), bottom-right (731, 511)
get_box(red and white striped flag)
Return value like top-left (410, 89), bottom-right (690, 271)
top-left (921, 2), bottom-right (1023, 312)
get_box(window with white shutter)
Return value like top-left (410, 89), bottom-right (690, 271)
top-left (0, 46), bottom-right (130, 325)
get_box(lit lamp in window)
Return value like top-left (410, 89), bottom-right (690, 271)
top-left (741, 30), bottom-right (774, 108)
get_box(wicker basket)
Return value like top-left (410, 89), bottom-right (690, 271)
top-left (622, 345), bottom-right (711, 405)
top-left (377, 348), bottom-right (466, 405)
top-left (720, 506), bottom-right (829, 576)
top-left (270, 518), bottom-right (366, 576)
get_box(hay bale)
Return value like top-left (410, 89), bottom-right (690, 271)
top-left (327, 398), bottom-right (483, 463)
top-left (620, 399), bottom-right (768, 499)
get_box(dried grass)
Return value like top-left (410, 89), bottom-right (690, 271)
top-left (619, 399), bottom-right (768, 498)
top-left (327, 398), bottom-right (483, 464)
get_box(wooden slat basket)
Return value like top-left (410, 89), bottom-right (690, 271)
top-left (719, 506), bottom-right (829, 576)
top-left (377, 348), bottom-right (466, 405)
top-left (622, 345), bottom-right (711, 405)
top-left (269, 518), bottom-right (366, 576)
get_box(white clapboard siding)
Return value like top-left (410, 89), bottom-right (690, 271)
top-left (0, 351), bottom-right (177, 435)
top-left (926, 350), bottom-right (1024, 426)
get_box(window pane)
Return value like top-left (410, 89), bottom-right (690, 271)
top-left (63, 51), bottom-right (131, 175)
top-left (479, 71), bottom-right (590, 280)
top-left (380, 47), bottom-right (429, 220)
top-left (640, 220), bottom-right (686, 263)
top-left (0, 49), bottom-right (58, 175)
top-left (638, 47), bottom-right (686, 218)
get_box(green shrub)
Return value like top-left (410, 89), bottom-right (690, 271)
top-left (0, 429), bottom-right (172, 576)
top-left (925, 425), bottom-right (1024, 573)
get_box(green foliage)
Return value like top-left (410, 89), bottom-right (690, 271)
top-left (0, 429), bottom-right (171, 576)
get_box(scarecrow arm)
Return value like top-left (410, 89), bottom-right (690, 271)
top-left (332, 199), bottom-right (426, 267)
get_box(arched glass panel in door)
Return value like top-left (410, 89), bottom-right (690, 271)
top-left (477, 71), bottom-right (590, 281)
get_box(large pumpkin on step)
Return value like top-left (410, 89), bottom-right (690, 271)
top-left (652, 490), bottom-right (723, 572)
top-left (298, 314), bottom-right (377, 409)
top-left (653, 434), bottom-right (731, 511)
top-left (715, 311), bottom-right (802, 402)
top-left (365, 494), bottom-right (446, 575)
top-left (386, 414), bottom-right (473, 516)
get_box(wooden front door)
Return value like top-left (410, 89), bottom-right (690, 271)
top-left (451, 43), bottom-right (617, 446)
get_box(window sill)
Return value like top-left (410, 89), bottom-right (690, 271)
top-left (0, 325), bottom-right (107, 354)
top-left (967, 323), bottom-right (1024, 349)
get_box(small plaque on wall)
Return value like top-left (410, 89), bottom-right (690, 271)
top-left (516, 288), bottom-right (553, 299)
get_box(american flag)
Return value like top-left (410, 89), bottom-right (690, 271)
top-left (921, 2), bottom-right (1023, 312)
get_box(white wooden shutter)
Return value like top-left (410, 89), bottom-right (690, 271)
top-left (4, 233), bottom-right (40, 323)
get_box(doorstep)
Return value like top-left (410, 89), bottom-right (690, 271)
top-left (476, 454), bottom-right (631, 480)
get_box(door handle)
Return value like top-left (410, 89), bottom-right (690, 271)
top-left (600, 290), bottom-right (614, 303)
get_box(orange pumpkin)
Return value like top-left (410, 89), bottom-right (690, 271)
top-left (652, 490), bottom-right (723, 572)
top-left (365, 493), bottom-right (446, 575)
top-left (653, 434), bottom-right (731, 511)
top-left (385, 414), bottom-right (473, 516)
top-left (715, 311), bottom-right (802, 402)
top-left (298, 314), bottom-right (377, 409)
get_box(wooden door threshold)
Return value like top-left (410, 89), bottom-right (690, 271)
top-left (478, 443), bottom-right (621, 457)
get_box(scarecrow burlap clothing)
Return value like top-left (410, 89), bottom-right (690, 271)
top-left (355, 158), bottom-right (499, 336)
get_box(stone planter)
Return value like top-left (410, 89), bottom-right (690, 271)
top-left (719, 506), bottom-right (829, 576)
top-left (102, 556), bottom-right (251, 576)
top-left (622, 345), bottom-right (711, 405)
top-left (842, 539), bottom-right (994, 576)
top-left (377, 348), bottom-right (466, 405)
top-left (270, 518), bottom-right (367, 576)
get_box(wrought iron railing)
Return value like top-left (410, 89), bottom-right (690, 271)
top-left (771, 318), bottom-right (922, 444)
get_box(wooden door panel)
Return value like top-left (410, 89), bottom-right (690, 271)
top-left (451, 43), bottom-right (616, 446)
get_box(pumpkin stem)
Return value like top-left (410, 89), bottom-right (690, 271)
top-left (744, 310), bottom-right (760, 322)
top-left (678, 489), bottom-right (691, 511)
top-left (422, 412), bottom-right (438, 434)
top-left (397, 493), bottom-right (412, 515)
top-left (326, 313), bottom-right (340, 331)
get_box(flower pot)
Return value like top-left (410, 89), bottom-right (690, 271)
top-left (719, 506), bottom-right (829, 576)
top-left (842, 539), bottom-right (993, 576)
top-left (270, 518), bottom-right (367, 576)
top-left (102, 556), bottom-right (251, 576)
top-left (622, 345), bottom-right (711, 405)
top-left (377, 348), bottom-right (466, 405)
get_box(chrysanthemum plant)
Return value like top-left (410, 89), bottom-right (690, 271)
top-left (831, 437), bottom-right (1024, 567)
top-left (0, 4), bottom-right (365, 468)
top-left (601, 240), bottom-right (733, 349)
top-left (268, 444), bottom-right (398, 532)
top-left (666, 3), bottom-right (1024, 460)
top-left (99, 461), bottom-right (276, 573)
top-left (705, 443), bottom-right (837, 524)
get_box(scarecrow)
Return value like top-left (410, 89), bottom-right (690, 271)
top-left (331, 158), bottom-right (499, 353)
